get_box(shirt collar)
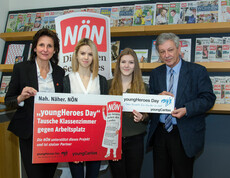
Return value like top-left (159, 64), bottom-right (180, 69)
top-left (35, 58), bottom-right (53, 77)
top-left (166, 58), bottom-right (182, 75)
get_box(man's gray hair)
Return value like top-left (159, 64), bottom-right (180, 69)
top-left (155, 33), bottom-right (180, 52)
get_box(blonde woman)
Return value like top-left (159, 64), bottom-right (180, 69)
top-left (63, 38), bottom-right (108, 178)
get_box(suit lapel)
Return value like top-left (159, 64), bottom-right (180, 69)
top-left (176, 60), bottom-right (189, 106)
top-left (158, 65), bottom-right (167, 92)
top-left (28, 62), bottom-right (38, 91)
top-left (52, 64), bottom-right (62, 92)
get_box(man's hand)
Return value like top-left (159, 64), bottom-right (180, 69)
top-left (171, 107), bottom-right (187, 119)
top-left (159, 91), bottom-right (174, 97)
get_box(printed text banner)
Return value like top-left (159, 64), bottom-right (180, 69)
top-left (55, 12), bottom-right (112, 79)
top-left (33, 92), bottom-right (122, 163)
top-left (123, 93), bottom-right (174, 114)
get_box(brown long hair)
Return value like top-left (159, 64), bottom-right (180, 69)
top-left (109, 48), bottom-right (146, 95)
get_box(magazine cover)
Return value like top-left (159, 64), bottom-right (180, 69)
top-left (15, 13), bottom-right (26, 32)
top-left (180, 1), bottom-right (197, 24)
top-left (6, 14), bottom-right (18, 32)
top-left (100, 7), bottom-right (112, 17)
top-left (118, 5), bottom-right (134, 27)
top-left (195, 38), bottom-right (210, 62)
top-left (155, 3), bottom-right (170, 25)
top-left (87, 8), bottom-right (101, 14)
top-left (5, 44), bottom-right (25, 64)
top-left (111, 41), bottom-right (120, 63)
top-left (80, 8), bottom-right (87, 12)
top-left (63, 9), bottom-right (71, 14)
top-left (24, 13), bottom-right (36, 31)
top-left (68, 9), bottom-right (81, 13)
top-left (142, 75), bottom-right (150, 85)
top-left (0, 76), bottom-right (11, 97)
top-left (213, 76), bottom-right (226, 104)
top-left (133, 4), bottom-right (155, 26)
top-left (180, 39), bottom-right (192, 62)
top-left (32, 12), bottom-right (44, 31)
top-left (27, 43), bottom-right (32, 60)
top-left (42, 11), bottom-right (50, 29)
top-left (197, 0), bottom-right (218, 23)
top-left (225, 77), bottom-right (230, 104)
top-left (210, 76), bottom-right (220, 104)
top-left (219, 0), bottom-right (230, 22)
top-left (134, 49), bottom-right (148, 63)
top-left (49, 11), bottom-right (63, 30)
top-left (151, 40), bottom-right (160, 63)
top-left (110, 6), bottom-right (120, 27)
top-left (169, 2), bottom-right (182, 24)
top-left (15, 56), bottom-right (24, 64)
top-left (222, 36), bottom-right (230, 61)
top-left (209, 37), bottom-right (223, 62)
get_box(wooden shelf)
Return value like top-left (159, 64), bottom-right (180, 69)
top-left (144, 22), bottom-right (230, 36)
top-left (0, 31), bottom-right (37, 41)
top-left (196, 62), bottom-right (230, 72)
top-left (208, 104), bottom-right (230, 114)
top-left (112, 62), bottom-right (230, 72)
top-left (0, 97), bottom-right (4, 103)
top-left (2, 62), bottom-right (230, 73)
top-left (0, 64), bottom-right (14, 72)
top-left (1, 22), bottom-right (230, 40)
top-left (112, 22), bottom-right (230, 36)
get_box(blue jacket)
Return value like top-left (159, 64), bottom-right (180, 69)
top-left (147, 60), bottom-right (216, 157)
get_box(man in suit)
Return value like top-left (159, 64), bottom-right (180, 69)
top-left (147, 33), bottom-right (216, 178)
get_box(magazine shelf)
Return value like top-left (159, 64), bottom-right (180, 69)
top-left (1, 22), bottom-right (230, 40)
top-left (1, 23), bottom-right (230, 113)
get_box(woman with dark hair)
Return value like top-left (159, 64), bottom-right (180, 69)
top-left (5, 28), bottom-right (65, 178)
top-left (63, 38), bottom-right (108, 178)
top-left (108, 48), bottom-right (148, 178)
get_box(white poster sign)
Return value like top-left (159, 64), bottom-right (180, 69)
top-left (123, 93), bottom-right (174, 114)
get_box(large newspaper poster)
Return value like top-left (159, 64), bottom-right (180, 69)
top-left (32, 92), bottom-right (122, 163)
top-left (55, 12), bottom-right (112, 79)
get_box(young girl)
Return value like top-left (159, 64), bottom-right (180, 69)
top-left (108, 48), bottom-right (148, 178)
top-left (63, 38), bottom-right (108, 178)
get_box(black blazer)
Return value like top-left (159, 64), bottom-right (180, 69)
top-left (5, 61), bottom-right (65, 139)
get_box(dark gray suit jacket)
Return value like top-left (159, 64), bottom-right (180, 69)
top-left (147, 60), bottom-right (216, 157)
top-left (5, 61), bottom-right (65, 139)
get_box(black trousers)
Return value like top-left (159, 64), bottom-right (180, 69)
top-left (69, 161), bottom-right (101, 178)
top-left (109, 133), bottom-right (145, 178)
top-left (19, 137), bottom-right (57, 178)
top-left (152, 123), bottom-right (195, 178)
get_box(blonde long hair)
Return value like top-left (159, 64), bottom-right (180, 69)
top-left (71, 38), bottom-right (99, 79)
top-left (109, 48), bottom-right (146, 95)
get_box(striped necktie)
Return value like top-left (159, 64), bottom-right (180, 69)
top-left (165, 68), bottom-right (174, 132)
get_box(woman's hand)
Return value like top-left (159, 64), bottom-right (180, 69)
top-left (17, 87), bottom-right (37, 104)
top-left (133, 110), bottom-right (144, 122)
